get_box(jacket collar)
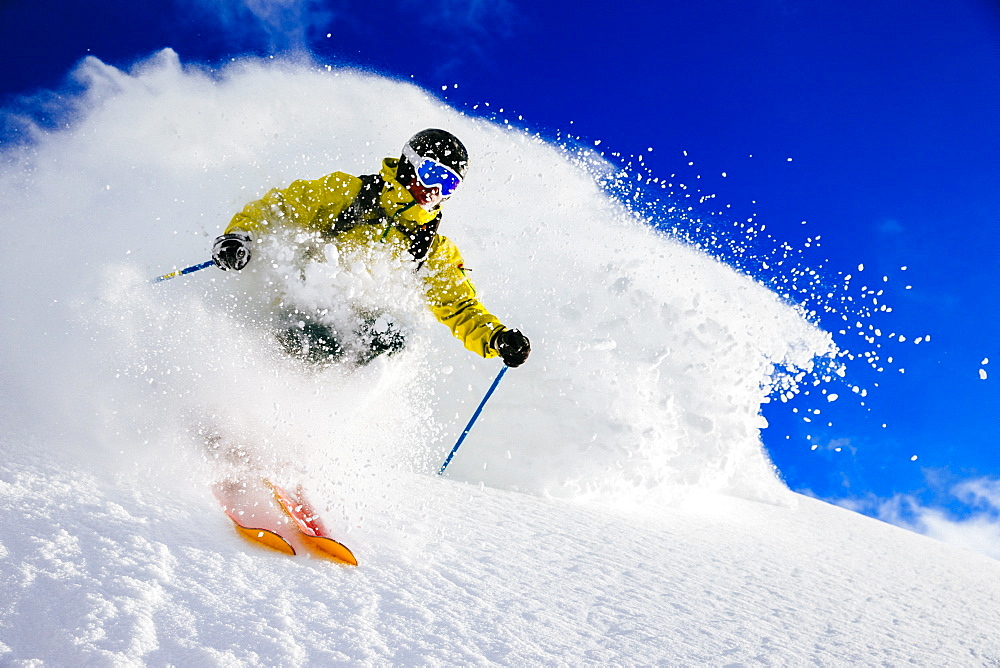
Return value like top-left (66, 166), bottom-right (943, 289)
top-left (379, 158), bottom-right (441, 229)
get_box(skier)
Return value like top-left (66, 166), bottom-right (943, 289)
top-left (211, 128), bottom-right (530, 368)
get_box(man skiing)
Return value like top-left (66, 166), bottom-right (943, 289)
top-left (211, 128), bottom-right (530, 368)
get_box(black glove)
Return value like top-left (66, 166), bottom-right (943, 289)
top-left (492, 328), bottom-right (530, 368)
top-left (212, 232), bottom-right (253, 271)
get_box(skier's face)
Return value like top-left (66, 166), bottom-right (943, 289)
top-left (401, 144), bottom-right (462, 210)
top-left (406, 179), bottom-right (446, 210)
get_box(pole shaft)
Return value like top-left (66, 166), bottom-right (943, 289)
top-left (438, 365), bottom-right (509, 475)
top-left (152, 260), bottom-right (215, 283)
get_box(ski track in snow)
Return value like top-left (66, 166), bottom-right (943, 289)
top-left (1, 51), bottom-right (998, 664)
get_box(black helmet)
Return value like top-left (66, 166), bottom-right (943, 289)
top-left (397, 129), bottom-right (469, 190)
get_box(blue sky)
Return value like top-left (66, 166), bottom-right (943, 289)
top-left (1, 0), bottom-right (997, 538)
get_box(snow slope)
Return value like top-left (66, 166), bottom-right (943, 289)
top-left (1, 52), bottom-right (998, 664)
top-left (2, 453), bottom-right (999, 664)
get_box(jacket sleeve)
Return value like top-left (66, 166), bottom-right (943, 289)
top-left (225, 172), bottom-right (362, 236)
top-left (422, 236), bottom-right (505, 359)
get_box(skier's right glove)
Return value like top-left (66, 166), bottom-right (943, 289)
top-left (492, 328), bottom-right (530, 368)
top-left (212, 232), bottom-right (253, 271)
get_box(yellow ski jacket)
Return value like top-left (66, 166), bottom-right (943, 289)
top-left (225, 158), bottom-right (505, 359)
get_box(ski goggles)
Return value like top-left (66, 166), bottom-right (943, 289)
top-left (402, 144), bottom-right (463, 197)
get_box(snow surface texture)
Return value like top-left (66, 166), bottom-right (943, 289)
top-left (1, 51), bottom-right (997, 664)
top-left (2, 456), bottom-right (1000, 665)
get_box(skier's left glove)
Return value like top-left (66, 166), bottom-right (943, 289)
top-left (212, 232), bottom-right (253, 271)
top-left (492, 328), bottom-right (530, 368)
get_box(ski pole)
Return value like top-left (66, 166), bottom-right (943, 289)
top-left (151, 260), bottom-right (215, 283)
top-left (438, 365), bottom-right (509, 475)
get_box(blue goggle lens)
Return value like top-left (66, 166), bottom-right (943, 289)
top-left (404, 144), bottom-right (462, 197)
top-left (416, 159), bottom-right (462, 196)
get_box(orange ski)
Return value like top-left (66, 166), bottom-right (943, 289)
top-left (213, 482), bottom-right (296, 555)
top-left (224, 514), bottom-right (296, 555)
top-left (266, 480), bottom-right (358, 566)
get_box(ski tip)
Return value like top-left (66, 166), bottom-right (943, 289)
top-left (260, 478), bottom-right (357, 565)
top-left (230, 522), bottom-right (297, 556)
top-left (301, 534), bottom-right (358, 566)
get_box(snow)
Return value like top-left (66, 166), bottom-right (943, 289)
top-left (3, 453), bottom-right (999, 664)
top-left (1, 51), bottom-right (999, 664)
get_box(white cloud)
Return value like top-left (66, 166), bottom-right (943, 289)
top-left (919, 509), bottom-right (1000, 560)
top-left (953, 477), bottom-right (1000, 509)
top-left (850, 478), bottom-right (1000, 561)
